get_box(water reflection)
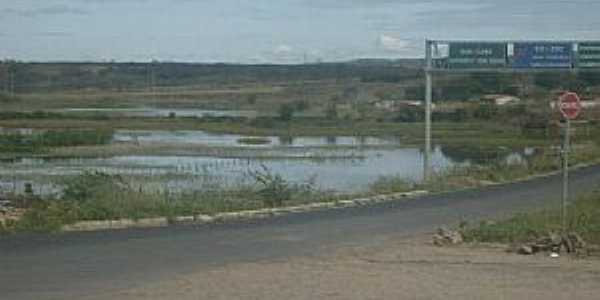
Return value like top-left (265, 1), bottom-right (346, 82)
top-left (0, 129), bottom-right (537, 195)
top-left (113, 130), bottom-right (401, 148)
top-left (55, 108), bottom-right (258, 118)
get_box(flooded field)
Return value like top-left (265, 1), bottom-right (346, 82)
top-left (113, 130), bottom-right (401, 147)
top-left (54, 108), bottom-right (258, 118)
top-left (0, 128), bottom-right (537, 195)
top-left (0, 148), bottom-right (446, 193)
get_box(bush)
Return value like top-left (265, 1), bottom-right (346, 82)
top-left (237, 137), bottom-right (271, 145)
top-left (246, 94), bottom-right (258, 105)
top-left (15, 201), bottom-right (79, 232)
top-left (62, 171), bottom-right (126, 203)
top-left (395, 106), bottom-right (424, 122)
top-left (294, 99), bottom-right (310, 112)
top-left (249, 166), bottom-right (292, 207)
top-left (325, 103), bottom-right (338, 119)
top-left (278, 103), bottom-right (295, 121)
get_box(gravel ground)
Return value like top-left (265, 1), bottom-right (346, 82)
top-left (85, 234), bottom-right (600, 300)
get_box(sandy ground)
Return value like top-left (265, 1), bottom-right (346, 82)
top-left (81, 234), bottom-right (600, 300)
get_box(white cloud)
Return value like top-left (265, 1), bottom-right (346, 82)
top-left (378, 34), bottom-right (410, 52)
top-left (0, 5), bottom-right (89, 18)
top-left (274, 44), bottom-right (293, 55)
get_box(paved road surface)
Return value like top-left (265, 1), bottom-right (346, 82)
top-left (2, 165), bottom-right (600, 300)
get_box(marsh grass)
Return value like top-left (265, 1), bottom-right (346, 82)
top-left (236, 137), bottom-right (272, 145)
top-left (0, 129), bottom-right (114, 154)
top-left (1, 170), bottom-right (331, 233)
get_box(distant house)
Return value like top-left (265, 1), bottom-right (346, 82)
top-left (481, 95), bottom-right (521, 106)
top-left (373, 100), bottom-right (397, 110)
top-left (372, 100), bottom-right (435, 111)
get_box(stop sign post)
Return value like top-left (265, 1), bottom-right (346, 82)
top-left (559, 92), bottom-right (582, 120)
top-left (558, 92), bottom-right (581, 234)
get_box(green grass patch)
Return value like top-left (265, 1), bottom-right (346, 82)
top-left (0, 129), bottom-right (114, 154)
top-left (237, 137), bottom-right (272, 145)
top-left (369, 175), bottom-right (414, 194)
top-left (1, 170), bottom-right (335, 233)
top-left (461, 192), bottom-right (600, 245)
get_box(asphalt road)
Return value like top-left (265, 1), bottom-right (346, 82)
top-left (2, 165), bottom-right (600, 300)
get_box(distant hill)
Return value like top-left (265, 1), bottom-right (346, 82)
top-left (0, 60), bottom-right (423, 93)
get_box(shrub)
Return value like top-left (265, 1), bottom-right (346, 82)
top-left (325, 103), bottom-right (338, 119)
top-left (249, 165), bottom-right (293, 207)
top-left (62, 171), bottom-right (126, 203)
top-left (15, 201), bottom-right (79, 232)
top-left (278, 103), bottom-right (295, 121)
top-left (246, 94), bottom-right (258, 105)
top-left (237, 137), bottom-right (271, 145)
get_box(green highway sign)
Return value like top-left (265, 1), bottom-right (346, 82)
top-left (448, 42), bottom-right (507, 68)
top-left (578, 42), bottom-right (600, 68)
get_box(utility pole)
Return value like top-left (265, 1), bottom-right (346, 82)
top-left (561, 118), bottom-right (570, 233)
top-left (2, 61), bottom-right (6, 94)
top-left (302, 51), bottom-right (307, 105)
top-left (151, 60), bottom-right (156, 104)
top-left (424, 40), bottom-right (433, 181)
top-left (9, 64), bottom-right (15, 97)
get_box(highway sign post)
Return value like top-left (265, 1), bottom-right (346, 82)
top-left (558, 92), bottom-right (581, 233)
top-left (448, 42), bottom-right (507, 68)
top-left (578, 42), bottom-right (600, 68)
top-left (513, 42), bottom-right (573, 68)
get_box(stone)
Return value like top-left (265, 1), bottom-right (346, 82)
top-left (549, 233), bottom-right (563, 247)
top-left (567, 233), bottom-right (586, 249)
top-left (433, 234), bottom-right (446, 246)
top-left (518, 245), bottom-right (535, 255)
top-left (531, 243), bottom-right (552, 253)
top-left (562, 235), bottom-right (575, 253)
top-left (433, 227), bottom-right (464, 246)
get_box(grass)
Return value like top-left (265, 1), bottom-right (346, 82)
top-left (368, 175), bottom-right (415, 194)
top-left (461, 192), bottom-right (600, 245)
top-left (0, 129), bottom-right (114, 155)
top-left (237, 137), bottom-right (272, 145)
top-left (0, 171), bottom-right (337, 233)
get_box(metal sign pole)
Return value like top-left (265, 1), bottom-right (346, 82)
top-left (424, 40), bottom-right (433, 181)
top-left (562, 118), bottom-right (570, 233)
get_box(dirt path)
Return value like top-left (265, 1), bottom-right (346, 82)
top-left (85, 235), bottom-right (600, 300)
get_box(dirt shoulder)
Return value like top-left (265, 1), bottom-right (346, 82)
top-left (84, 234), bottom-right (600, 300)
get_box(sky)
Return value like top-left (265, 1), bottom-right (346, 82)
top-left (1, 0), bottom-right (599, 63)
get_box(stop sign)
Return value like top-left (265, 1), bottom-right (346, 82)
top-left (558, 92), bottom-right (582, 120)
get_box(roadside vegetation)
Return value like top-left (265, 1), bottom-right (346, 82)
top-left (460, 192), bottom-right (600, 246)
top-left (0, 168), bottom-right (337, 233)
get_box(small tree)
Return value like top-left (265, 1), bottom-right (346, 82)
top-left (246, 94), bottom-right (258, 105)
top-left (278, 103), bottom-right (295, 121)
top-left (325, 103), bottom-right (338, 119)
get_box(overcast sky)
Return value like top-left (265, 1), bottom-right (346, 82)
top-left (1, 0), bottom-right (599, 63)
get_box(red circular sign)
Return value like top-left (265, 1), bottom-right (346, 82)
top-left (559, 92), bottom-right (582, 120)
